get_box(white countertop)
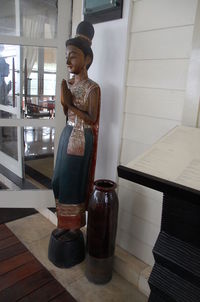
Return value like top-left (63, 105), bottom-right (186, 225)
top-left (127, 126), bottom-right (200, 192)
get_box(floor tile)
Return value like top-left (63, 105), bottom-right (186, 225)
top-left (138, 266), bottom-right (151, 297)
top-left (68, 273), bottom-right (148, 302)
top-left (6, 213), bottom-right (55, 244)
top-left (7, 213), bottom-right (148, 302)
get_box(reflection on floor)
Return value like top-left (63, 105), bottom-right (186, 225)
top-left (0, 127), bottom-right (18, 160)
top-left (24, 127), bottom-right (54, 188)
top-left (24, 127), bottom-right (54, 158)
top-left (0, 126), bottom-right (54, 189)
top-left (25, 156), bottom-right (54, 179)
top-left (25, 156), bottom-right (53, 189)
top-left (6, 213), bottom-right (148, 302)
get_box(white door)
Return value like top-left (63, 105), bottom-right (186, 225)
top-left (0, 44), bottom-right (23, 178)
top-left (0, 0), bottom-right (71, 208)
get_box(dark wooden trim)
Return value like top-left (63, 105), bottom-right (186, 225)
top-left (117, 165), bottom-right (200, 203)
top-left (0, 225), bottom-right (13, 241)
top-left (0, 208), bottom-right (37, 225)
top-left (0, 270), bottom-right (53, 302)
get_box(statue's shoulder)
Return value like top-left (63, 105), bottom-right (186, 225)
top-left (87, 78), bottom-right (100, 91)
top-left (84, 79), bottom-right (100, 101)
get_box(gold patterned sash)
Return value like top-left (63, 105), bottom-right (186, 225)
top-left (67, 116), bottom-right (85, 156)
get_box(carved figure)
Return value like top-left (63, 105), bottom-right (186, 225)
top-left (49, 21), bottom-right (100, 267)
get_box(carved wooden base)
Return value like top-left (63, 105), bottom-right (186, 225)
top-left (48, 228), bottom-right (85, 268)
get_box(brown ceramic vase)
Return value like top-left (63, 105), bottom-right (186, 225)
top-left (86, 179), bottom-right (119, 284)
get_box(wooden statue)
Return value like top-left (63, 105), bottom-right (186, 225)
top-left (48, 21), bottom-right (101, 268)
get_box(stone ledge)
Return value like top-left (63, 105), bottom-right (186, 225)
top-left (114, 245), bottom-right (151, 297)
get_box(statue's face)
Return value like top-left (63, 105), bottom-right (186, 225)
top-left (66, 45), bottom-right (87, 74)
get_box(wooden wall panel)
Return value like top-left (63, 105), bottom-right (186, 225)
top-left (131, 0), bottom-right (198, 32)
top-left (118, 184), bottom-right (162, 226)
top-left (122, 114), bottom-right (179, 144)
top-left (129, 26), bottom-right (193, 60)
top-left (127, 59), bottom-right (189, 89)
top-left (125, 87), bottom-right (185, 120)
top-left (117, 228), bottom-right (155, 265)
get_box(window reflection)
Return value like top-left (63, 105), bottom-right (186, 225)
top-left (0, 0), bottom-right (57, 39)
top-left (0, 43), bottom-right (56, 120)
top-left (21, 0), bottom-right (57, 39)
top-left (0, 0), bottom-right (16, 36)
top-left (23, 46), bottom-right (56, 119)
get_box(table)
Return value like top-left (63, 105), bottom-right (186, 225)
top-left (118, 126), bottom-right (200, 302)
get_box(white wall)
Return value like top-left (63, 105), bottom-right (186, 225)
top-left (117, 0), bottom-right (198, 265)
top-left (88, 1), bottom-right (131, 181)
top-left (182, 0), bottom-right (200, 127)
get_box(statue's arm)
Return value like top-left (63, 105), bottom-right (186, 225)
top-left (85, 85), bottom-right (100, 124)
top-left (61, 79), bottom-right (100, 124)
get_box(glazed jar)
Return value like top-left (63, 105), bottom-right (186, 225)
top-left (86, 179), bottom-right (119, 284)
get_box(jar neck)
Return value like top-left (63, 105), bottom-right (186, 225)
top-left (94, 179), bottom-right (117, 192)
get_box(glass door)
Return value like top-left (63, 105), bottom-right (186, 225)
top-left (0, 0), bottom-right (72, 208)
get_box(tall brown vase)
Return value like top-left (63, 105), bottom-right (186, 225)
top-left (86, 179), bottom-right (119, 284)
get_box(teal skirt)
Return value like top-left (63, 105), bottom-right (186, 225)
top-left (52, 125), bottom-right (93, 204)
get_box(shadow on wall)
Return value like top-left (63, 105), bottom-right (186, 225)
top-left (90, 21), bottom-right (127, 181)
top-left (96, 82), bottom-right (121, 179)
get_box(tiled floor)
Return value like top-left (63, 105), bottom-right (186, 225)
top-left (6, 213), bottom-right (148, 302)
